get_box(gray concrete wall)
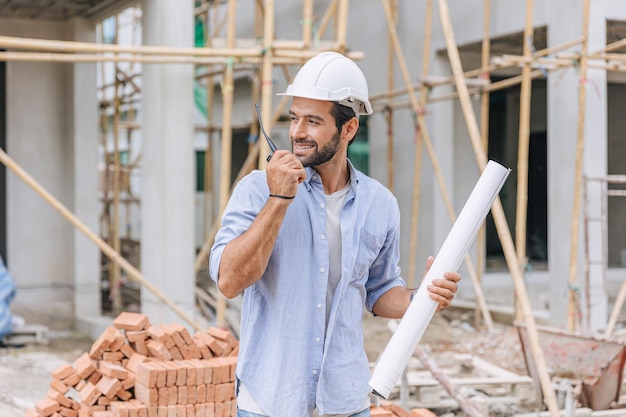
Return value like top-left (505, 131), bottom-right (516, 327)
top-left (2, 19), bottom-right (77, 329)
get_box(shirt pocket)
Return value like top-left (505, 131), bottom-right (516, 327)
top-left (351, 228), bottom-right (386, 281)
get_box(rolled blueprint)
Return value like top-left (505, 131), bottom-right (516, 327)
top-left (369, 160), bottom-right (511, 399)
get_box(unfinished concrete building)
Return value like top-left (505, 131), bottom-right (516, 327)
top-left (0, 0), bottom-right (625, 343)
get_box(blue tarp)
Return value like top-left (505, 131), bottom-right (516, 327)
top-left (0, 256), bottom-right (16, 339)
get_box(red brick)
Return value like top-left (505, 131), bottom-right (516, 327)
top-left (177, 385), bottom-right (187, 405)
top-left (49, 378), bottom-right (69, 395)
top-left (116, 387), bottom-right (133, 401)
top-left (176, 405), bottom-right (185, 417)
top-left (35, 397), bottom-right (61, 416)
top-left (120, 343), bottom-right (136, 359)
top-left (410, 409), bottom-right (437, 417)
top-left (86, 369), bottom-right (103, 385)
top-left (157, 387), bottom-right (168, 406)
top-left (147, 406), bottom-right (158, 417)
top-left (167, 386), bottom-right (178, 406)
top-left (205, 384), bottom-right (214, 402)
top-left (194, 403), bottom-right (205, 417)
top-left (100, 361), bottom-right (129, 380)
top-left (136, 361), bottom-right (159, 388)
top-left (62, 371), bottom-right (81, 387)
top-left (109, 331), bottom-right (127, 352)
top-left (134, 338), bottom-right (149, 356)
top-left (89, 327), bottom-right (119, 359)
top-left (186, 405), bottom-right (195, 417)
top-left (73, 353), bottom-right (97, 379)
top-left (92, 412), bottom-right (115, 417)
top-left (113, 312), bottom-right (150, 331)
top-left (97, 396), bottom-right (111, 406)
top-left (102, 351), bottom-right (124, 362)
top-left (47, 388), bottom-right (73, 408)
top-left (159, 361), bottom-right (178, 387)
top-left (168, 346), bottom-right (183, 361)
top-left (78, 382), bottom-right (101, 406)
top-left (157, 406), bottom-right (168, 417)
top-left (121, 373), bottom-right (136, 390)
top-left (126, 353), bottom-right (148, 374)
top-left (135, 383), bottom-right (158, 406)
top-left (204, 403), bottom-right (214, 417)
top-left (51, 364), bottom-right (74, 380)
top-left (193, 339), bottom-right (213, 360)
top-left (147, 325), bottom-right (175, 349)
top-left (74, 379), bottom-right (86, 391)
top-left (193, 332), bottom-right (223, 357)
top-left (25, 409), bottom-right (40, 417)
top-left (96, 375), bottom-right (122, 399)
top-left (58, 406), bottom-right (78, 417)
top-left (186, 385), bottom-right (197, 405)
top-left (125, 330), bottom-right (147, 342)
top-left (146, 339), bottom-right (172, 361)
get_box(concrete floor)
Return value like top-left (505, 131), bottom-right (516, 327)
top-left (0, 332), bottom-right (92, 417)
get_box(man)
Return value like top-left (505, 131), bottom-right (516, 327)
top-left (210, 51), bottom-right (461, 417)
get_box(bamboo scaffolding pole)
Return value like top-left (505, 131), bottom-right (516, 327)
top-left (385, 0), bottom-right (397, 192)
top-left (302, 0), bottom-right (314, 48)
top-left (318, 0), bottom-right (339, 40)
top-left (406, 0), bottom-right (430, 288)
top-left (381, 0), bottom-right (493, 331)
top-left (436, 1), bottom-right (558, 414)
top-left (514, 0), bottom-right (534, 323)
top-left (336, 0), bottom-right (349, 54)
top-left (202, 3), bottom-right (218, 253)
top-left (567, 0), bottom-right (590, 333)
top-left (369, 37), bottom-right (586, 106)
top-left (257, 0), bottom-right (275, 168)
top-left (414, 346), bottom-right (488, 417)
top-left (475, 0), bottom-right (491, 329)
top-left (216, 0), bottom-right (238, 326)
top-left (375, 67), bottom-right (551, 112)
top-left (0, 148), bottom-right (202, 331)
top-left (0, 50), bottom-right (364, 65)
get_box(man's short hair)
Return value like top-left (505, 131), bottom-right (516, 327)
top-left (331, 102), bottom-right (360, 146)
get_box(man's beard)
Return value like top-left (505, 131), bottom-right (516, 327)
top-left (292, 131), bottom-right (341, 167)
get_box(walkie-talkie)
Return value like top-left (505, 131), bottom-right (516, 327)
top-left (255, 103), bottom-right (278, 163)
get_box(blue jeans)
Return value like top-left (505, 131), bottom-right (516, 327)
top-left (236, 408), bottom-right (371, 417)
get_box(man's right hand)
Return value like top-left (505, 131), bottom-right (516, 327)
top-left (266, 150), bottom-right (306, 199)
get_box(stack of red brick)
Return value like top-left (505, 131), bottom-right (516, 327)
top-left (370, 400), bottom-right (436, 417)
top-left (25, 312), bottom-right (239, 417)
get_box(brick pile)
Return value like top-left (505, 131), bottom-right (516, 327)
top-left (25, 312), bottom-right (239, 417)
top-left (370, 400), bottom-right (436, 417)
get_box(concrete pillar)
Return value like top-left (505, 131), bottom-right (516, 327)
top-left (140, 0), bottom-right (195, 327)
top-left (546, 0), bottom-right (586, 328)
top-left (69, 18), bottom-right (102, 336)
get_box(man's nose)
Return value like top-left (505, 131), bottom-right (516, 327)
top-left (291, 119), bottom-right (307, 139)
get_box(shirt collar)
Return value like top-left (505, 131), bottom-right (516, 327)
top-left (303, 159), bottom-right (360, 192)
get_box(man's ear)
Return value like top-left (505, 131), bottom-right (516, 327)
top-left (342, 117), bottom-right (359, 142)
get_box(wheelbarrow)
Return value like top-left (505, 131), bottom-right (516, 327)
top-left (516, 323), bottom-right (626, 410)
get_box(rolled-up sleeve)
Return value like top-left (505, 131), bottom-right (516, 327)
top-left (364, 197), bottom-right (406, 312)
top-left (209, 172), bottom-right (268, 285)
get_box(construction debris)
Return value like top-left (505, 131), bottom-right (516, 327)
top-left (24, 312), bottom-right (238, 417)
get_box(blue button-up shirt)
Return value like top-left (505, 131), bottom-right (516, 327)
top-left (210, 162), bottom-right (406, 417)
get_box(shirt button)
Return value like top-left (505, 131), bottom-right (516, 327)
top-left (315, 337), bottom-right (321, 342)
top-left (320, 267), bottom-right (326, 273)
top-left (312, 175), bottom-right (317, 180)
top-left (317, 303), bottom-right (322, 309)
top-left (320, 203), bottom-right (325, 209)
top-left (321, 234), bottom-right (326, 240)
top-left (312, 369), bottom-right (318, 375)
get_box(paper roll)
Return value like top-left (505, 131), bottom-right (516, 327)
top-left (369, 160), bottom-right (511, 399)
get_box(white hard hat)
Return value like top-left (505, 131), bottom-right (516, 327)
top-left (278, 51), bottom-right (373, 116)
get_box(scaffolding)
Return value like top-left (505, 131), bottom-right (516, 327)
top-left (0, 1), bottom-right (625, 415)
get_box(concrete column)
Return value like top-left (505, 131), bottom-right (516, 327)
top-left (141, 0), bottom-right (195, 327)
top-left (430, 56), bottom-right (455, 253)
top-left (69, 18), bottom-right (102, 336)
top-left (546, 0), bottom-right (586, 327)
top-left (582, 3), bottom-right (608, 332)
